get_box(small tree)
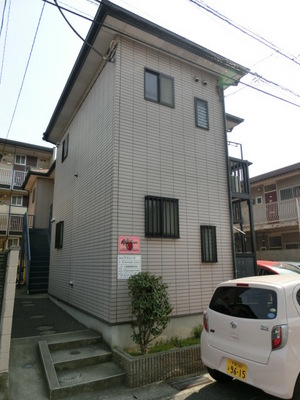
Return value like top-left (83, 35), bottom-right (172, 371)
top-left (128, 272), bottom-right (173, 355)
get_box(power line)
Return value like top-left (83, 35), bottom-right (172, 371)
top-left (5, 3), bottom-right (45, 140)
top-left (189, 0), bottom-right (300, 67)
top-left (0, 0), bottom-right (11, 86)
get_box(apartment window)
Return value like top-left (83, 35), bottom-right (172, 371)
top-left (15, 154), bottom-right (26, 165)
top-left (201, 225), bottom-right (218, 263)
top-left (144, 69), bottom-right (175, 107)
top-left (256, 196), bottom-right (262, 205)
top-left (11, 195), bottom-right (23, 206)
top-left (269, 236), bottom-right (282, 250)
top-left (195, 98), bottom-right (209, 130)
top-left (62, 134), bottom-right (69, 163)
top-left (280, 185), bottom-right (300, 201)
top-left (55, 221), bottom-right (64, 249)
top-left (145, 196), bottom-right (179, 238)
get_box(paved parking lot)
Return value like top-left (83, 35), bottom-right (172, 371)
top-left (171, 375), bottom-right (285, 400)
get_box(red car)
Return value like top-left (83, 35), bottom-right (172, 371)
top-left (257, 260), bottom-right (300, 276)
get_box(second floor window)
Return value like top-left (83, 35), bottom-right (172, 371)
top-left (144, 69), bottom-right (175, 108)
top-left (15, 155), bottom-right (26, 165)
top-left (62, 134), bottom-right (69, 163)
top-left (11, 195), bottom-right (23, 206)
top-left (195, 98), bottom-right (209, 130)
top-left (145, 196), bottom-right (179, 238)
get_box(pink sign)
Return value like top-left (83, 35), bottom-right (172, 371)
top-left (118, 236), bottom-right (140, 254)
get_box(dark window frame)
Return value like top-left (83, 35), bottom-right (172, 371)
top-left (195, 97), bottom-right (209, 130)
top-left (55, 221), bottom-right (64, 249)
top-left (144, 69), bottom-right (175, 108)
top-left (145, 195), bottom-right (179, 238)
top-left (201, 225), bottom-right (218, 263)
top-left (61, 134), bottom-right (69, 163)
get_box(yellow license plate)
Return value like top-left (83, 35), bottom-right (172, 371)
top-left (226, 358), bottom-right (247, 380)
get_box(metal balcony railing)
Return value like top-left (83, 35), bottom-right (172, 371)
top-left (242, 198), bottom-right (300, 228)
top-left (0, 168), bottom-right (28, 188)
top-left (0, 213), bottom-right (34, 234)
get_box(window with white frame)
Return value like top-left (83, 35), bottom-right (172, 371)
top-left (11, 195), bottom-right (23, 206)
top-left (280, 185), bottom-right (300, 201)
top-left (256, 196), bottom-right (262, 205)
top-left (144, 69), bottom-right (175, 108)
top-left (195, 98), bottom-right (209, 130)
top-left (15, 154), bottom-right (26, 165)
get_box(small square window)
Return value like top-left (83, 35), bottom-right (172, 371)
top-left (195, 98), bottom-right (209, 130)
top-left (145, 69), bottom-right (174, 108)
top-left (62, 134), bottom-right (69, 163)
top-left (15, 155), bottom-right (26, 165)
top-left (201, 225), bottom-right (217, 263)
top-left (55, 221), bottom-right (64, 249)
top-left (11, 195), bottom-right (23, 206)
top-left (145, 196), bottom-right (179, 238)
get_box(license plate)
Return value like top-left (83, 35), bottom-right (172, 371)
top-left (226, 358), bottom-right (247, 380)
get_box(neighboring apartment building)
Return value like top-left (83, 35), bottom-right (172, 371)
top-left (43, 0), bottom-right (250, 347)
top-left (0, 139), bottom-right (54, 251)
top-left (245, 163), bottom-right (300, 257)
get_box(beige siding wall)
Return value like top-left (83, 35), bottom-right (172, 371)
top-left (49, 36), bottom-right (234, 325)
top-left (114, 37), bottom-right (233, 322)
top-left (34, 178), bottom-right (54, 229)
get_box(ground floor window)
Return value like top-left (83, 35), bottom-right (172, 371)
top-left (145, 196), bottom-right (179, 238)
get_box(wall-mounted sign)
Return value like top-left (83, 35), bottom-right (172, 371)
top-left (118, 236), bottom-right (140, 254)
top-left (118, 255), bottom-right (141, 279)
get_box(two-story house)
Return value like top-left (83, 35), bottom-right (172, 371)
top-left (246, 162), bottom-right (300, 260)
top-left (0, 138), bottom-right (54, 252)
top-left (43, 0), bottom-right (250, 347)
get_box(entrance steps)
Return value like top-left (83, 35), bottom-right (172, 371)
top-left (38, 330), bottom-right (126, 399)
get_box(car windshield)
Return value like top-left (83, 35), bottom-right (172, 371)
top-left (209, 286), bottom-right (277, 319)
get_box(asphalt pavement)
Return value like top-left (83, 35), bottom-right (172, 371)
top-left (9, 287), bottom-right (279, 400)
top-left (9, 287), bottom-right (212, 400)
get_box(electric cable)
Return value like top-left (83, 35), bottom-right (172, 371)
top-left (52, 0), bottom-right (105, 59)
top-left (0, 0), bottom-right (11, 86)
top-left (0, 0), bottom-right (8, 39)
top-left (4, 3), bottom-right (45, 141)
top-left (189, 0), bottom-right (300, 67)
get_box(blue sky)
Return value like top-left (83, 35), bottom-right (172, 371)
top-left (1, 0), bottom-right (300, 177)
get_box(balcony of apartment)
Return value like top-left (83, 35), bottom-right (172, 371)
top-left (0, 213), bottom-right (34, 236)
top-left (0, 168), bottom-right (28, 188)
top-left (242, 198), bottom-right (300, 231)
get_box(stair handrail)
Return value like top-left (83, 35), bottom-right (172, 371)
top-left (18, 212), bottom-right (31, 290)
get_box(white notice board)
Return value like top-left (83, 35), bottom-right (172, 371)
top-left (118, 255), bottom-right (141, 279)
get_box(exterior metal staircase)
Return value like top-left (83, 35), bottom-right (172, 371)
top-left (39, 330), bottom-right (126, 399)
top-left (27, 229), bottom-right (50, 294)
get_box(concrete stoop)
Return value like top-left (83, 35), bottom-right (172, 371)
top-left (38, 330), bottom-right (126, 400)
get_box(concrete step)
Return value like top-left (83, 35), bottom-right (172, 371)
top-left (39, 330), bottom-right (126, 400)
top-left (51, 342), bottom-right (112, 371)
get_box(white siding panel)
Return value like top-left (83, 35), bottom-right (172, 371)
top-left (50, 35), bottom-right (235, 325)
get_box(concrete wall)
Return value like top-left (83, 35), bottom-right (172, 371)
top-left (0, 248), bottom-right (19, 400)
top-left (257, 249), bottom-right (300, 262)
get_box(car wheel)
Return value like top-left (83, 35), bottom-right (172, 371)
top-left (293, 374), bottom-right (300, 399)
top-left (207, 367), bottom-right (233, 383)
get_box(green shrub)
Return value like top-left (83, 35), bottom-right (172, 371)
top-left (128, 272), bottom-right (173, 355)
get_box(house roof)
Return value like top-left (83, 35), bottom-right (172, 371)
top-left (43, 0), bottom-right (249, 145)
top-left (22, 160), bottom-right (56, 190)
top-left (0, 138), bottom-right (53, 155)
top-left (250, 162), bottom-right (300, 184)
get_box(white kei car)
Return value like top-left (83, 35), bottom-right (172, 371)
top-left (201, 275), bottom-right (300, 399)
